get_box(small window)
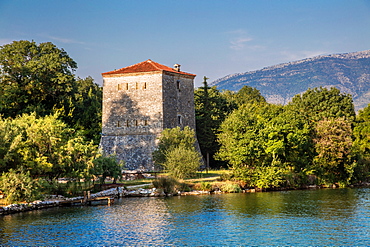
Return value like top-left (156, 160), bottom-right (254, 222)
top-left (143, 82), bottom-right (147, 90)
top-left (177, 115), bottom-right (182, 125)
top-left (117, 84), bottom-right (121, 91)
top-left (135, 120), bottom-right (138, 126)
top-left (125, 83), bottom-right (129, 90)
top-left (117, 121), bottom-right (121, 127)
top-left (126, 120), bottom-right (130, 127)
top-left (144, 120), bottom-right (148, 126)
top-left (176, 80), bottom-right (180, 90)
top-left (136, 82), bottom-right (139, 90)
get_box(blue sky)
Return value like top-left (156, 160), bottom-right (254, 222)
top-left (1, 0), bottom-right (370, 87)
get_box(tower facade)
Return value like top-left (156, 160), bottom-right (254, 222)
top-left (100, 59), bottom-right (196, 170)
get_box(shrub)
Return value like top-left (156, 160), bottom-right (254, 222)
top-left (199, 182), bottom-right (212, 191)
top-left (220, 182), bottom-right (242, 193)
top-left (152, 177), bottom-right (179, 195)
top-left (162, 146), bottom-right (202, 179)
top-left (0, 169), bottom-right (41, 203)
top-left (176, 182), bottom-right (191, 192)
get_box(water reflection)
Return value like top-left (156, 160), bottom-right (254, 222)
top-left (0, 188), bottom-right (369, 246)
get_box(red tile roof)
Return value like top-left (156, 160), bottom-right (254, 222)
top-left (102, 59), bottom-right (196, 77)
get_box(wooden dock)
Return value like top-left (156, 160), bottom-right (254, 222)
top-left (59, 196), bottom-right (114, 207)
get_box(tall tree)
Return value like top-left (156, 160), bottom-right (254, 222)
top-left (288, 87), bottom-right (355, 123)
top-left (0, 40), bottom-right (77, 118)
top-left (194, 78), bottom-right (233, 168)
top-left (233, 85), bottom-right (266, 106)
top-left (69, 76), bottom-right (102, 144)
top-left (0, 41), bottom-right (102, 143)
top-left (313, 117), bottom-right (354, 185)
top-left (216, 103), bottom-right (313, 188)
top-left (352, 104), bottom-right (370, 182)
top-left (221, 86), bottom-right (266, 108)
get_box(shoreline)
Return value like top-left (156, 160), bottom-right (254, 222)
top-left (2, 183), bottom-right (369, 215)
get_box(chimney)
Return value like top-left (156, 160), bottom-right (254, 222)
top-left (174, 64), bottom-right (181, 72)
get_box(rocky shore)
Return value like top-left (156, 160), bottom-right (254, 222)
top-left (3, 182), bottom-right (369, 215)
top-left (0, 186), bottom-right (157, 215)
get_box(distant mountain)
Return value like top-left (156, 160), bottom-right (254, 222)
top-left (211, 50), bottom-right (370, 111)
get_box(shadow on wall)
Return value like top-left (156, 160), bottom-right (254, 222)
top-left (100, 91), bottom-right (162, 171)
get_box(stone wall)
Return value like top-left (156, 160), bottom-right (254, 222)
top-left (162, 72), bottom-right (196, 130)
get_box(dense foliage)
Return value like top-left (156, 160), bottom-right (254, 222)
top-left (153, 127), bottom-right (202, 179)
top-left (0, 40), bottom-right (102, 144)
top-left (0, 113), bottom-right (121, 203)
top-left (0, 41), bottom-right (111, 203)
top-left (212, 86), bottom-right (369, 189)
top-left (194, 77), bottom-right (234, 168)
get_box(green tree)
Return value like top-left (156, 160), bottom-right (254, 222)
top-left (194, 77), bottom-right (233, 168)
top-left (69, 76), bottom-right (102, 144)
top-left (287, 87), bottom-right (356, 185)
top-left (153, 127), bottom-right (202, 178)
top-left (288, 87), bottom-right (355, 123)
top-left (0, 168), bottom-right (41, 203)
top-left (0, 41), bottom-right (102, 143)
top-left (0, 113), bottom-right (98, 181)
top-left (162, 145), bottom-right (202, 179)
top-left (153, 126), bottom-right (197, 167)
top-left (0, 40), bottom-right (77, 118)
top-left (217, 103), bottom-right (312, 188)
top-left (220, 86), bottom-right (266, 109)
top-left (313, 117), bottom-right (354, 185)
top-left (352, 104), bottom-right (370, 182)
top-left (216, 103), bottom-right (282, 167)
top-left (91, 155), bottom-right (123, 185)
top-left (233, 85), bottom-right (266, 106)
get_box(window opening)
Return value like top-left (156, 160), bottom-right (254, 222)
top-left (117, 84), bottom-right (121, 91)
top-left (126, 120), bottom-right (130, 127)
top-left (143, 82), bottom-right (147, 89)
top-left (176, 80), bottom-right (180, 90)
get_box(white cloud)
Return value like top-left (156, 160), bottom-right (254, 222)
top-left (230, 37), bottom-right (253, 50)
top-left (43, 35), bottom-right (85, 45)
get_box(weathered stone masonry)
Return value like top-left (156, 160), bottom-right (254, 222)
top-left (100, 60), bottom-right (196, 171)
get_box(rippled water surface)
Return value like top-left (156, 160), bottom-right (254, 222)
top-left (1, 188), bottom-right (369, 246)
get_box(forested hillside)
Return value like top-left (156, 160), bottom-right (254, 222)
top-left (211, 50), bottom-right (370, 111)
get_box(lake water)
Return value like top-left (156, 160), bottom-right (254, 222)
top-left (0, 188), bottom-right (369, 246)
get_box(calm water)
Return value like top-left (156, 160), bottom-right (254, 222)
top-left (0, 188), bottom-right (369, 246)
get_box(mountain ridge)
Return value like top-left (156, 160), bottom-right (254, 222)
top-left (211, 50), bottom-right (370, 111)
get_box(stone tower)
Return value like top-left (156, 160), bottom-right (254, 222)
top-left (100, 59), bottom-right (197, 171)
